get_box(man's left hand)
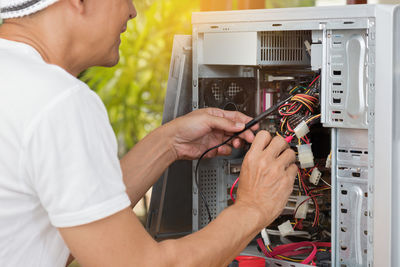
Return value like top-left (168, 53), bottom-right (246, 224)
top-left (165, 108), bottom-right (259, 161)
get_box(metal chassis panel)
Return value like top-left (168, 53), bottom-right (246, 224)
top-left (372, 5), bottom-right (397, 267)
top-left (391, 6), bottom-right (400, 267)
top-left (192, 5), bottom-right (377, 25)
top-left (335, 128), bottom-right (369, 266)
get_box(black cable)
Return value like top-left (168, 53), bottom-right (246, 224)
top-left (195, 96), bottom-right (293, 223)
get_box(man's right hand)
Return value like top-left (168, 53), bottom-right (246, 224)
top-left (235, 131), bottom-right (298, 228)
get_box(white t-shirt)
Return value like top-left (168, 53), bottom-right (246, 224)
top-left (0, 38), bottom-right (131, 266)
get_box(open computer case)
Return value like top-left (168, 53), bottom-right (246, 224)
top-left (147, 4), bottom-right (400, 267)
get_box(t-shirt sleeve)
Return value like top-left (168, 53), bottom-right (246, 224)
top-left (23, 85), bottom-right (131, 228)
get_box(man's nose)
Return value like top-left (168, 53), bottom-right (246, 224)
top-left (128, 1), bottom-right (137, 20)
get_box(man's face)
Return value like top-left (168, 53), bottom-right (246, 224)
top-left (82, 0), bottom-right (136, 67)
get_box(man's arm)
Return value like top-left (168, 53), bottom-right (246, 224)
top-left (61, 204), bottom-right (261, 267)
top-left (119, 125), bottom-right (176, 206)
top-left (60, 132), bottom-right (297, 267)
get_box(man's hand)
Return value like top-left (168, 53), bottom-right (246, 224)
top-left (166, 108), bottom-right (259, 160)
top-left (235, 131), bottom-right (298, 228)
top-left (121, 108), bottom-right (257, 206)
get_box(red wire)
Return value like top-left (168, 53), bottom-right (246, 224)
top-left (293, 194), bottom-right (323, 219)
top-left (308, 166), bottom-right (316, 175)
top-left (298, 94), bottom-right (318, 102)
top-left (279, 248), bottom-right (313, 257)
top-left (308, 75), bottom-right (320, 88)
top-left (257, 238), bottom-right (331, 264)
top-left (301, 136), bottom-right (309, 144)
top-left (301, 171), bottom-right (320, 226)
top-left (287, 121), bottom-right (294, 132)
top-left (268, 241), bottom-right (317, 264)
top-left (309, 186), bottom-right (330, 193)
top-left (303, 96), bottom-right (318, 101)
top-left (302, 243), bottom-right (317, 264)
top-left (230, 177), bottom-right (239, 203)
top-left (279, 104), bottom-right (301, 116)
top-left (299, 172), bottom-right (320, 226)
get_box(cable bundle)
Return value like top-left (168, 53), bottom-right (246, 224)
top-left (278, 75), bottom-right (320, 139)
top-left (257, 238), bottom-right (331, 265)
top-left (296, 169), bottom-right (329, 227)
top-left (274, 75), bottom-right (330, 228)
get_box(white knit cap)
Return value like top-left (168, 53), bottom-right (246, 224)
top-left (1, 0), bottom-right (59, 19)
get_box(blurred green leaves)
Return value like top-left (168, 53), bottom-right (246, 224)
top-left (80, 0), bottom-right (198, 155)
top-left (265, 0), bottom-right (315, 8)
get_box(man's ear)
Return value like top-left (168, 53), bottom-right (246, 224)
top-left (67, 0), bottom-right (85, 14)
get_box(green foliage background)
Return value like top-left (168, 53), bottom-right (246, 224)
top-left (81, 0), bottom-right (315, 156)
top-left (265, 0), bottom-right (315, 8)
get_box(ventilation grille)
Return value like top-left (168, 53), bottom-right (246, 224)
top-left (211, 83), bottom-right (221, 101)
top-left (199, 168), bottom-right (218, 228)
top-left (227, 82), bottom-right (242, 97)
top-left (211, 82), bottom-right (243, 101)
top-left (259, 31), bottom-right (311, 65)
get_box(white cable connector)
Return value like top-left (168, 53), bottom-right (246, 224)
top-left (294, 120), bottom-right (310, 139)
top-left (261, 228), bottom-right (270, 246)
top-left (295, 196), bottom-right (310, 219)
top-left (310, 168), bottom-right (322, 185)
top-left (278, 220), bottom-right (294, 237)
top-left (297, 143), bottom-right (314, 169)
top-left (325, 151), bottom-right (332, 169)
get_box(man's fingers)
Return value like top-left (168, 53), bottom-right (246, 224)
top-left (263, 136), bottom-right (289, 158)
top-left (217, 145), bottom-right (232, 156)
top-left (287, 163), bottom-right (299, 178)
top-left (230, 138), bottom-right (242, 149)
top-left (206, 113), bottom-right (245, 133)
top-left (249, 130), bottom-right (272, 152)
top-left (203, 148), bottom-right (218, 158)
top-left (206, 113), bottom-right (255, 144)
top-left (227, 111), bottom-right (259, 131)
top-left (208, 108), bottom-right (253, 124)
top-left (208, 108), bottom-right (259, 132)
top-left (277, 148), bottom-right (296, 167)
top-left (236, 129), bottom-right (256, 144)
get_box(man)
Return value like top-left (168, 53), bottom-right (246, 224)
top-left (0, 0), bottom-right (297, 266)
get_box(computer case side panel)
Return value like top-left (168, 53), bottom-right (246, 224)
top-left (147, 35), bottom-right (193, 239)
top-left (372, 5), bottom-right (398, 267)
top-left (391, 6), bottom-right (400, 267)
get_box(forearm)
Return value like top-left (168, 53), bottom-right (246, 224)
top-left (158, 203), bottom-right (264, 267)
top-left (120, 124), bottom-right (176, 205)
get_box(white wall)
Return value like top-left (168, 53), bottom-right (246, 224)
top-left (316, 0), bottom-right (345, 5)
